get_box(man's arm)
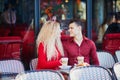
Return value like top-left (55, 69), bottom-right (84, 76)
top-left (90, 41), bottom-right (99, 65)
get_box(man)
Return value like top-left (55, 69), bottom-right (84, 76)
top-left (62, 19), bottom-right (99, 66)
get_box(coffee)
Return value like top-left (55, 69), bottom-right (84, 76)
top-left (61, 57), bottom-right (68, 66)
top-left (77, 56), bottom-right (84, 64)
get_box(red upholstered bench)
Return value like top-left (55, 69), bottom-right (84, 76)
top-left (0, 36), bottom-right (22, 60)
top-left (102, 33), bottom-right (120, 55)
top-left (0, 28), bottom-right (10, 36)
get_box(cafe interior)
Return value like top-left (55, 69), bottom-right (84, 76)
top-left (0, 0), bottom-right (120, 80)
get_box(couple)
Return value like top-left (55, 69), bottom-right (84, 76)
top-left (36, 19), bottom-right (99, 70)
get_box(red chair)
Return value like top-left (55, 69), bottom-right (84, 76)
top-left (102, 33), bottom-right (120, 55)
top-left (20, 30), bottom-right (35, 69)
top-left (0, 36), bottom-right (22, 60)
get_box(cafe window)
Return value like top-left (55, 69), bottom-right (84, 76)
top-left (40, 0), bottom-right (86, 22)
top-left (74, 1), bottom-right (86, 20)
top-left (116, 0), bottom-right (120, 12)
top-left (0, 0), bottom-right (4, 12)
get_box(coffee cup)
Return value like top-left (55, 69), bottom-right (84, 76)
top-left (61, 57), bottom-right (68, 66)
top-left (77, 56), bottom-right (84, 64)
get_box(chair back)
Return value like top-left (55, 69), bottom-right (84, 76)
top-left (69, 66), bottom-right (113, 80)
top-left (97, 51), bottom-right (115, 68)
top-left (15, 70), bottom-right (65, 80)
top-left (0, 59), bottom-right (25, 73)
top-left (0, 73), bottom-right (18, 80)
top-left (113, 62), bottom-right (120, 80)
top-left (29, 58), bottom-right (38, 70)
top-left (115, 50), bottom-right (120, 62)
top-left (0, 36), bottom-right (22, 60)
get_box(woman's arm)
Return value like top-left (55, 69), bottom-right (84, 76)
top-left (36, 43), bottom-right (61, 69)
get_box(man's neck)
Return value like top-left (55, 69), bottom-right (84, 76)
top-left (74, 34), bottom-right (83, 46)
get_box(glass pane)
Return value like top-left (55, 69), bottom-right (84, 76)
top-left (40, 0), bottom-right (86, 21)
top-left (75, 1), bottom-right (86, 20)
top-left (116, 0), bottom-right (120, 12)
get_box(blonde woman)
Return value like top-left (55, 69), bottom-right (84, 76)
top-left (36, 21), bottom-right (64, 70)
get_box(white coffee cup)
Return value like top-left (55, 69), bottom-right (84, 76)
top-left (61, 57), bottom-right (68, 66)
top-left (77, 56), bottom-right (84, 64)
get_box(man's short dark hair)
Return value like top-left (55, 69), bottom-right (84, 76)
top-left (69, 19), bottom-right (83, 28)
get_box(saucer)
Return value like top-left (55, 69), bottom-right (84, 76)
top-left (59, 65), bottom-right (72, 70)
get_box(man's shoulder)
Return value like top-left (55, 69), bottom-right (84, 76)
top-left (83, 36), bottom-right (95, 45)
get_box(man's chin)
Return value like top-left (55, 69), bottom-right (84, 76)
top-left (70, 35), bottom-right (74, 37)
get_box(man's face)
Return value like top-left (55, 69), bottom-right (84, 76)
top-left (68, 22), bottom-right (81, 37)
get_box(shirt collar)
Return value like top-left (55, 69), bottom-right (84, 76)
top-left (70, 35), bottom-right (88, 42)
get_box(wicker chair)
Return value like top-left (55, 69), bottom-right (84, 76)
top-left (15, 70), bottom-right (65, 80)
top-left (0, 59), bottom-right (25, 73)
top-left (69, 66), bottom-right (113, 80)
top-left (113, 62), bottom-right (120, 80)
top-left (115, 50), bottom-right (120, 62)
top-left (29, 58), bottom-right (38, 70)
top-left (97, 51), bottom-right (115, 69)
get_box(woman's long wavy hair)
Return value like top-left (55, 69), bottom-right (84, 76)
top-left (36, 21), bottom-right (64, 61)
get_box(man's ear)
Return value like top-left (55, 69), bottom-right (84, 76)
top-left (78, 25), bottom-right (82, 30)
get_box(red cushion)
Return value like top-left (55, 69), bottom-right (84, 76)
top-left (0, 36), bottom-right (22, 60)
top-left (0, 28), bottom-right (10, 36)
top-left (104, 33), bottom-right (120, 39)
top-left (102, 33), bottom-right (120, 55)
top-left (0, 36), bottom-right (22, 43)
